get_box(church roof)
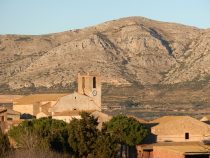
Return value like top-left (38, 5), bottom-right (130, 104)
top-left (14, 93), bottom-right (67, 105)
top-left (51, 92), bottom-right (100, 112)
top-left (0, 95), bottom-right (23, 103)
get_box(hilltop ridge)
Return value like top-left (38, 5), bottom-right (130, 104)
top-left (0, 17), bottom-right (210, 112)
top-left (1, 17), bottom-right (209, 90)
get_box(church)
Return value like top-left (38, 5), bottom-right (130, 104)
top-left (51, 73), bottom-right (101, 113)
top-left (12, 73), bottom-right (102, 122)
top-left (36, 73), bottom-right (102, 122)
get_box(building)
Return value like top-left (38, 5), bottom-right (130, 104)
top-left (0, 95), bottom-right (22, 107)
top-left (153, 142), bottom-right (210, 158)
top-left (51, 110), bottom-right (111, 129)
top-left (50, 92), bottom-right (101, 113)
top-left (36, 102), bottom-right (55, 119)
top-left (52, 110), bottom-right (86, 123)
top-left (49, 73), bottom-right (102, 122)
top-left (0, 108), bottom-right (7, 122)
top-left (51, 74), bottom-right (101, 113)
top-left (137, 116), bottom-right (210, 158)
top-left (77, 73), bottom-right (101, 108)
top-left (0, 107), bottom-right (21, 133)
top-left (0, 108), bottom-right (20, 122)
top-left (150, 116), bottom-right (210, 142)
top-left (137, 142), bottom-right (210, 158)
top-left (13, 93), bottom-right (67, 116)
top-left (12, 73), bottom-right (107, 126)
top-left (14, 73), bottom-right (101, 119)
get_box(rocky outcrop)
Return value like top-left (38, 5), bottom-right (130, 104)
top-left (0, 17), bottom-right (209, 91)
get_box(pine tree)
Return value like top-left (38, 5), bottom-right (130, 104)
top-left (92, 132), bottom-right (117, 158)
top-left (68, 112), bottom-right (98, 157)
top-left (104, 115), bottom-right (149, 158)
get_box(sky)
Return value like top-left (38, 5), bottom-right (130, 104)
top-left (0, 0), bottom-right (210, 35)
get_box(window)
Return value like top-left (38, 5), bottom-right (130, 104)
top-left (7, 118), bottom-right (12, 121)
top-left (93, 77), bottom-right (96, 88)
top-left (185, 133), bottom-right (189, 139)
top-left (82, 77), bottom-right (85, 89)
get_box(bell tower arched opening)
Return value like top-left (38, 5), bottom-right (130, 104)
top-left (93, 76), bottom-right (96, 88)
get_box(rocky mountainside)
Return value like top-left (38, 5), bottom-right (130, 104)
top-left (0, 17), bottom-right (210, 109)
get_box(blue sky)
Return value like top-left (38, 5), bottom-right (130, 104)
top-left (0, 0), bottom-right (210, 35)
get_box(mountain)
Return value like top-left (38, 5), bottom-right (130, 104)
top-left (0, 17), bottom-right (210, 114)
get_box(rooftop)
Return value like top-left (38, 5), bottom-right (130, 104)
top-left (150, 116), bottom-right (195, 124)
top-left (14, 93), bottom-right (68, 105)
top-left (150, 116), bottom-right (210, 135)
top-left (0, 95), bottom-right (23, 103)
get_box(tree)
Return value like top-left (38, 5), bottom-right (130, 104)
top-left (91, 132), bottom-right (117, 158)
top-left (104, 115), bottom-right (149, 158)
top-left (9, 118), bottom-right (70, 153)
top-left (0, 129), bottom-right (10, 157)
top-left (68, 112), bottom-right (99, 157)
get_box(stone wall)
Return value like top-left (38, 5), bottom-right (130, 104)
top-left (13, 104), bottom-right (33, 115)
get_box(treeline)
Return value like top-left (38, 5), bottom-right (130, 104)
top-left (1, 112), bottom-right (149, 158)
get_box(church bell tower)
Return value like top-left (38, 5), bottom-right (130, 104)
top-left (77, 73), bottom-right (101, 110)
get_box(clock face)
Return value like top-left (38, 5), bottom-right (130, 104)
top-left (92, 90), bottom-right (97, 96)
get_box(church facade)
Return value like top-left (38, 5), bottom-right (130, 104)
top-left (50, 73), bottom-right (101, 113)
top-left (36, 73), bottom-right (102, 122)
